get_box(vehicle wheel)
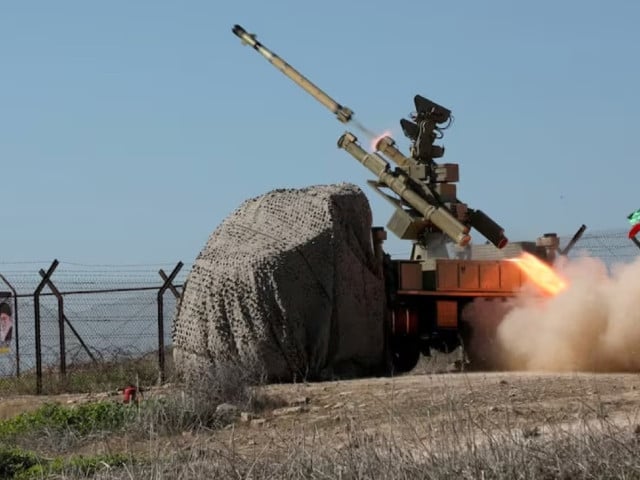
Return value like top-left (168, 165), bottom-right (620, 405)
top-left (389, 336), bottom-right (420, 374)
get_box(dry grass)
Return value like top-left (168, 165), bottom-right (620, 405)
top-left (49, 399), bottom-right (640, 480)
top-left (0, 348), bottom-right (174, 396)
top-left (3, 355), bottom-right (640, 479)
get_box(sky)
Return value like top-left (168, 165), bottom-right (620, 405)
top-left (1, 1), bottom-right (640, 266)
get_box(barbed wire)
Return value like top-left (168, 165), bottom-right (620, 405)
top-left (0, 260), bottom-right (191, 296)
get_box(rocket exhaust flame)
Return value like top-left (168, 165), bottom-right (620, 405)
top-left (509, 252), bottom-right (568, 296)
top-left (371, 130), bottom-right (393, 152)
top-left (465, 254), bottom-right (640, 372)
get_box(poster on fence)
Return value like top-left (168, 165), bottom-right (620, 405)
top-left (0, 293), bottom-right (12, 354)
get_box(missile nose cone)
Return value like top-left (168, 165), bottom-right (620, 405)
top-left (232, 24), bottom-right (246, 37)
top-left (232, 24), bottom-right (258, 47)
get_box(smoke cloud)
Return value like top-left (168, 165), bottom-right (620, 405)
top-left (463, 254), bottom-right (640, 372)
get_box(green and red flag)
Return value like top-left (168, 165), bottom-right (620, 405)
top-left (628, 208), bottom-right (640, 238)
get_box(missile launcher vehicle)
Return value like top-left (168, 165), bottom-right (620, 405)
top-left (232, 25), bottom-right (585, 372)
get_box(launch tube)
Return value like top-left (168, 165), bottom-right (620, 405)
top-left (338, 133), bottom-right (471, 247)
top-left (375, 136), bottom-right (417, 169)
top-left (232, 25), bottom-right (353, 123)
top-left (468, 210), bottom-right (508, 249)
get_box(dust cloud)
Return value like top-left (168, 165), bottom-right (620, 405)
top-left (463, 255), bottom-right (640, 372)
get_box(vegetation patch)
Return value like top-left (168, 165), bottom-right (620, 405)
top-left (0, 401), bottom-right (135, 444)
top-left (0, 348), bottom-right (174, 396)
top-left (0, 445), bottom-right (132, 479)
top-left (0, 446), bottom-right (42, 479)
top-left (0, 380), bottom-right (268, 448)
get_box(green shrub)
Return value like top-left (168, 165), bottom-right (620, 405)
top-left (0, 446), bottom-right (43, 479)
top-left (0, 444), bottom-right (133, 479)
top-left (0, 401), bottom-right (135, 440)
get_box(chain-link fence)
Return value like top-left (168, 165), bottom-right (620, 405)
top-left (0, 260), bottom-right (190, 394)
top-left (562, 227), bottom-right (639, 266)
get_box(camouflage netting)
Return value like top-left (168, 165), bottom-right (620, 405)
top-left (172, 183), bottom-right (386, 382)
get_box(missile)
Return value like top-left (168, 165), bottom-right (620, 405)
top-left (338, 132), bottom-right (472, 247)
top-left (232, 24), bottom-right (353, 123)
top-left (375, 136), bottom-right (418, 170)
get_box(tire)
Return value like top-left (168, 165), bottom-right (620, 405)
top-left (389, 336), bottom-right (421, 374)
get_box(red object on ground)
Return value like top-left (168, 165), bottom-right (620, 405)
top-left (629, 223), bottom-right (640, 239)
top-left (123, 386), bottom-right (137, 404)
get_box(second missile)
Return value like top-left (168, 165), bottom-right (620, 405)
top-left (232, 24), bottom-right (353, 123)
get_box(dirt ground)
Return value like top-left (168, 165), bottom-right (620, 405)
top-left (220, 370), bottom-right (640, 455)
top-left (4, 367), bottom-right (640, 458)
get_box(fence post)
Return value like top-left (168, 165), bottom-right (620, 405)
top-left (159, 270), bottom-right (182, 300)
top-left (38, 272), bottom-right (98, 366)
top-left (0, 274), bottom-right (20, 377)
top-left (46, 273), bottom-right (65, 378)
top-left (34, 260), bottom-right (59, 394)
top-left (157, 261), bottom-right (183, 383)
top-left (560, 224), bottom-right (587, 256)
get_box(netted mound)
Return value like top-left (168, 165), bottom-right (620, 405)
top-left (172, 183), bottom-right (386, 382)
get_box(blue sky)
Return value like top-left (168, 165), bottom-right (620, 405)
top-left (2, 1), bottom-right (639, 265)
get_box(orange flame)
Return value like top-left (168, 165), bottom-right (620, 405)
top-left (509, 252), bottom-right (568, 296)
top-left (370, 130), bottom-right (393, 151)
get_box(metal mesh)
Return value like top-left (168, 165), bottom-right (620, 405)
top-left (0, 261), bottom-right (189, 391)
top-left (562, 228), bottom-right (639, 266)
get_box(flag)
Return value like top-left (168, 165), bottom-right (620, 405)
top-left (628, 208), bottom-right (640, 226)
top-left (628, 208), bottom-right (640, 238)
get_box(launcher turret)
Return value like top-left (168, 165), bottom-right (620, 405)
top-left (366, 95), bottom-right (509, 259)
top-left (232, 24), bottom-right (509, 258)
